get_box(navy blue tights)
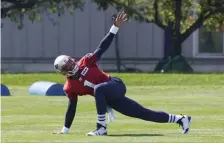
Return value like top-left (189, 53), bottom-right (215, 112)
top-left (94, 77), bottom-right (169, 123)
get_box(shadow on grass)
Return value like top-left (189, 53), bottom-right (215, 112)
top-left (107, 133), bottom-right (164, 137)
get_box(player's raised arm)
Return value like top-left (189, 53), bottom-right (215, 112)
top-left (52, 97), bottom-right (78, 134)
top-left (93, 12), bottom-right (128, 60)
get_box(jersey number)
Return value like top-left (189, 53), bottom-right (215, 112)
top-left (81, 67), bottom-right (95, 88)
top-left (84, 80), bottom-right (95, 88)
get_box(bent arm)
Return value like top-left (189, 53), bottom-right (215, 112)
top-left (94, 25), bottom-right (119, 60)
top-left (61, 96), bottom-right (78, 133)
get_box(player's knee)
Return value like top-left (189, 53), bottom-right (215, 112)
top-left (94, 84), bottom-right (106, 96)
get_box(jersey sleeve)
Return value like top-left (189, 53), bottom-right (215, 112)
top-left (63, 84), bottom-right (78, 100)
top-left (84, 53), bottom-right (97, 66)
top-left (66, 92), bottom-right (78, 100)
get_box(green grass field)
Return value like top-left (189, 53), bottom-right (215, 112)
top-left (1, 73), bottom-right (224, 143)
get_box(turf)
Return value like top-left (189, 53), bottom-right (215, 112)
top-left (1, 73), bottom-right (224, 143)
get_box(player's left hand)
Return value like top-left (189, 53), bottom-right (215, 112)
top-left (114, 11), bottom-right (128, 27)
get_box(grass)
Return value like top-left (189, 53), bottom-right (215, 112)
top-left (1, 73), bottom-right (224, 143)
top-left (2, 73), bottom-right (224, 86)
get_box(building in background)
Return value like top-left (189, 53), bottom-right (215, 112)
top-left (1, 2), bottom-right (224, 73)
top-left (183, 27), bottom-right (224, 72)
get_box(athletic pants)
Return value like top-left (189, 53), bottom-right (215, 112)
top-left (94, 77), bottom-right (169, 123)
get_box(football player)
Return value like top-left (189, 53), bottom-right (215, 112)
top-left (52, 12), bottom-right (192, 136)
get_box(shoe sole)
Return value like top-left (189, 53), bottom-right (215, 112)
top-left (86, 132), bottom-right (107, 136)
top-left (184, 116), bottom-right (192, 134)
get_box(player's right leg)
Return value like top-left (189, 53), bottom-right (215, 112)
top-left (86, 77), bottom-right (126, 136)
top-left (86, 82), bottom-right (108, 136)
top-left (108, 96), bottom-right (192, 134)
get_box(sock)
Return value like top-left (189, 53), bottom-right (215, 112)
top-left (97, 114), bottom-right (106, 127)
top-left (168, 114), bottom-right (183, 123)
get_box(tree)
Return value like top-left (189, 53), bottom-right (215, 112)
top-left (93, 0), bottom-right (224, 54)
top-left (93, 0), bottom-right (224, 72)
top-left (2, 0), bottom-right (224, 72)
top-left (1, 0), bottom-right (85, 28)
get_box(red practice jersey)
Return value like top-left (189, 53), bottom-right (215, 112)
top-left (63, 53), bottom-right (110, 100)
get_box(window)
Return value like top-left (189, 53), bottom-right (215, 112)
top-left (199, 27), bottom-right (223, 53)
top-left (193, 27), bottom-right (224, 57)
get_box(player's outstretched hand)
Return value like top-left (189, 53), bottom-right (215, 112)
top-left (52, 131), bottom-right (64, 134)
top-left (114, 11), bottom-right (128, 27)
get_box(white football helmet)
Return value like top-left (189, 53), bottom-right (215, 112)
top-left (54, 55), bottom-right (79, 76)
